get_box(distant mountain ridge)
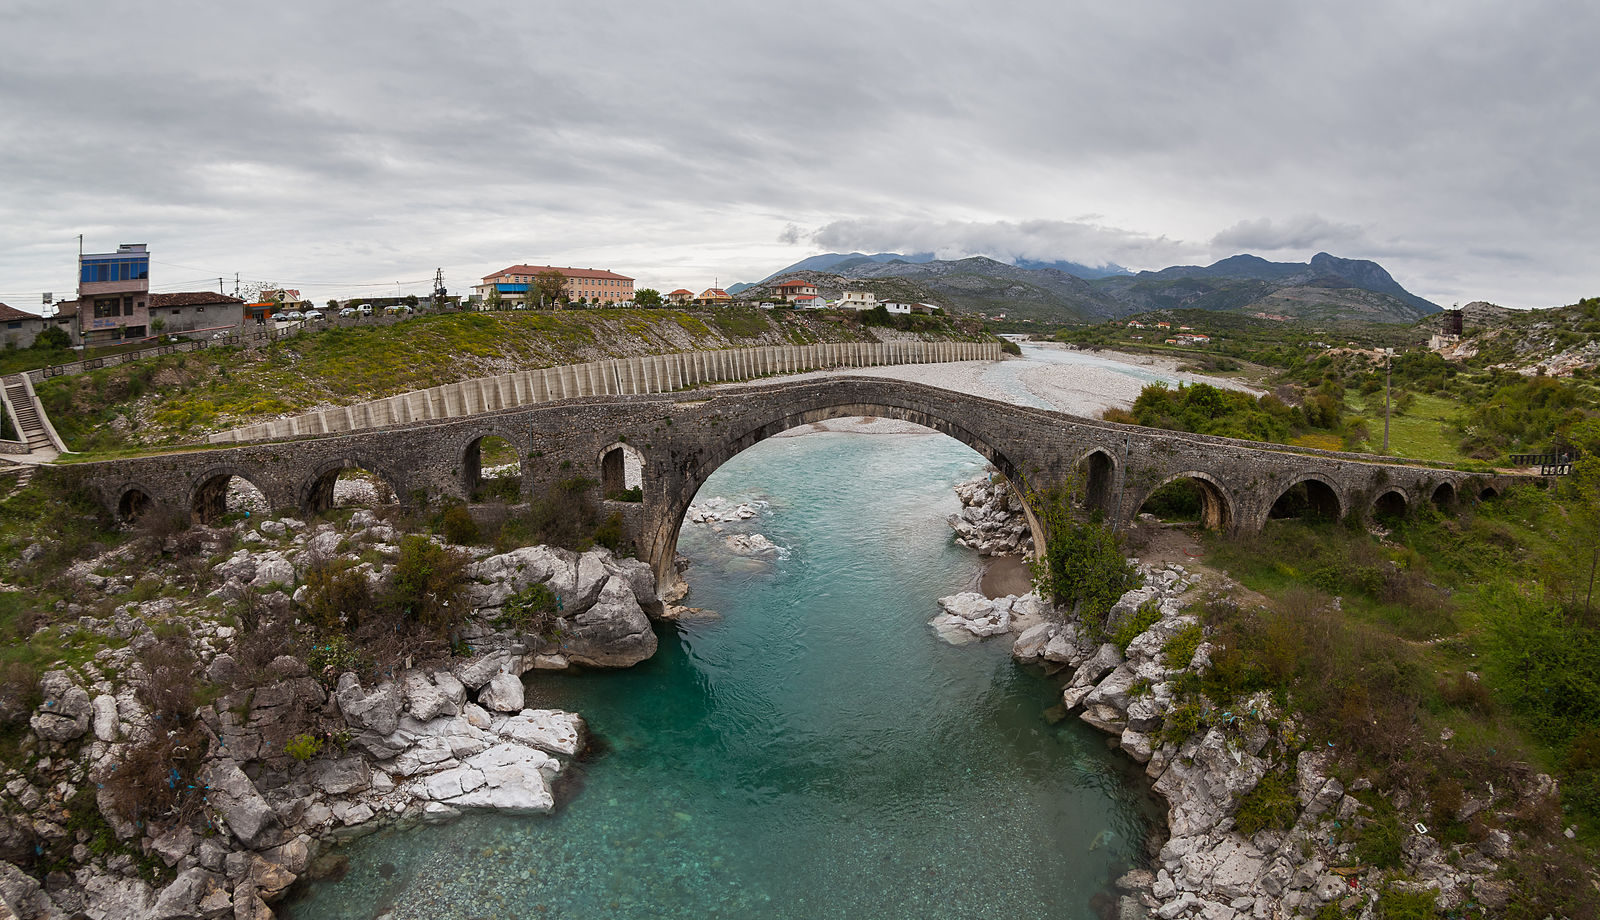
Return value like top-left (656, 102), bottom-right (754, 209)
top-left (739, 251), bottom-right (1440, 324)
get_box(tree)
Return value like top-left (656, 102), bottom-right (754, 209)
top-left (533, 270), bottom-right (568, 309)
top-left (1028, 482), bottom-right (1136, 634)
top-left (485, 287), bottom-right (503, 310)
top-left (403, 294), bottom-right (419, 308)
top-left (32, 326), bottom-right (70, 351)
top-left (634, 288), bottom-right (663, 308)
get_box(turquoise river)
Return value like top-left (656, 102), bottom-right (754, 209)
top-left (284, 426), bottom-right (1162, 919)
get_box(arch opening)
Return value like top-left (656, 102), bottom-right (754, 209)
top-left (1373, 489), bottom-right (1408, 521)
top-left (1078, 449), bottom-right (1115, 515)
top-left (465, 434), bottom-right (522, 502)
top-left (304, 461), bottom-right (400, 516)
top-left (192, 473), bottom-right (269, 524)
top-left (648, 402), bottom-right (1042, 591)
top-left (1267, 478), bottom-right (1341, 522)
top-left (1479, 486), bottom-right (1500, 501)
top-left (1136, 474), bottom-right (1232, 531)
top-left (600, 442), bottom-right (644, 500)
top-left (1431, 482), bottom-right (1456, 508)
top-left (117, 488), bottom-right (152, 523)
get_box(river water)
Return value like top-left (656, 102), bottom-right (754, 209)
top-left (285, 415), bottom-right (1161, 920)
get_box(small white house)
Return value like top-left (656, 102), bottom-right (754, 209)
top-left (836, 291), bottom-right (878, 311)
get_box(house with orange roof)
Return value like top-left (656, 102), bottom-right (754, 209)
top-left (475, 264), bottom-right (635, 307)
top-left (697, 288), bottom-right (731, 305)
top-left (667, 288), bottom-right (695, 305)
top-left (770, 278), bottom-right (820, 303)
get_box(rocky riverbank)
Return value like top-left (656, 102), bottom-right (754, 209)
top-left (935, 563), bottom-right (1544, 920)
top-left (0, 509), bottom-right (664, 919)
top-left (946, 471), bottom-right (1034, 558)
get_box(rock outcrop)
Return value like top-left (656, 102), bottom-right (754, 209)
top-left (946, 472), bottom-right (1033, 557)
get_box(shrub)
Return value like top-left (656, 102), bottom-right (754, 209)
top-left (998, 338), bottom-right (1022, 356)
top-left (1028, 485), bottom-right (1136, 632)
top-left (1234, 769), bottom-right (1299, 835)
top-left (440, 503), bottom-right (480, 545)
top-left (1163, 623), bottom-right (1204, 669)
top-left (381, 536), bottom-right (470, 631)
top-left (136, 636), bottom-right (201, 725)
top-left (494, 582), bottom-right (561, 638)
top-left (1111, 597), bottom-right (1163, 653)
top-left (299, 559), bottom-right (374, 630)
top-left (1160, 701), bottom-right (1203, 745)
top-left (1376, 886), bottom-right (1439, 920)
top-left (100, 724), bottom-right (208, 828)
top-left (284, 733), bottom-right (323, 762)
top-left (305, 632), bottom-right (364, 686)
top-left (593, 511), bottom-right (628, 554)
top-left (1354, 798), bottom-right (1405, 869)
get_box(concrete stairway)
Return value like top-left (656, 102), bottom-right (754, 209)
top-left (3, 375), bottom-right (55, 454)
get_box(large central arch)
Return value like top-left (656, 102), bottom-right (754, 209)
top-left (644, 397), bottom-right (1047, 589)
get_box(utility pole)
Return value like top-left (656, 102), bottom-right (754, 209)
top-left (218, 277), bottom-right (224, 294)
top-left (234, 273), bottom-right (240, 298)
top-left (433, 268), bottom-right (446, 308)
top-left (1383, 347), bottom-right (1394, 453)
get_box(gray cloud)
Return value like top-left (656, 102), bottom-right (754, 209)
top-left (1, 0), bottom-right (1597, 310)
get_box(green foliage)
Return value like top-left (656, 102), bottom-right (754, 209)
top-left (494, 582), bottom-right (561, 638)
top-left (1162, 622), bottom-right (1204, 669)
top-left (440, 503), bottom-right (481, 545)
top-left (998, 337), bottom-right (1022, 356)
top-left (299, 558), bottom-right (374, 630)
top-left (1125, 382), bottom-right (1307, 443)
top-left (633, 288), bottom-right (663, 308)
top-left (383, 536), bottom-right (471, 630)
top-left (1475, 582), bottom-right (1600, 751)
top-left (1354, 798), bottom-right (1406, 869)
top-left (1376, 887), bottom-right (1439, 920)
top-left (610, 485), bottom-right (643, 502)
top-left (1027, 485), bottom-right (1136, 633)
top-left (32, 326), bottom-right (70, 350)
top-left (306, 633), bottom-right (363, 685)
top-left (1160, 701), bottom-right (1203, 745)
top-left (284, 733), bottom-right (323, 762)
top-left (1111, 597), bottom-right (1163, 653)
top-left (1234, 769), bottom-right (1299, 835)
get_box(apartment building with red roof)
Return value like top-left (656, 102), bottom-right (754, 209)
top-left (475, 264), bottom-right (635, 307)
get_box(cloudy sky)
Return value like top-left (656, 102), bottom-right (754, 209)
top-left (2, 0), bottom-right (1596, 312)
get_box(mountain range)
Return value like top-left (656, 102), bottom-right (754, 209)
top-left (733, 252), bottom-right (1441, 324)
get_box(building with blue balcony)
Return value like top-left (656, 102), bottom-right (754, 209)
top-left (77, 243), bottom-right (151, 345)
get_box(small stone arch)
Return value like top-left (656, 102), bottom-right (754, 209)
top-left (1265, 476), bottom-right (1342, 524)
top-left (191, 468), bottom-right (271, 524)
top-left (1077, 447), bottom-right (1116, 515)
top-left (116, 486), bottom-right (153, 523)
top-left (1479, 484), bottom-right (1500, 501)
top-left (302, 458), bottom-right (402, 515)
top-left (1134, 472), bottom-right (1234, 531)
top-left (1430, 482), bottom-right (1456, 507)
top-left (1373, 488), bottom-right (1409, 520)
top-left (599, 441), bottom-right (644, 498)
top-left (460, 431), bottom-right (523, 500)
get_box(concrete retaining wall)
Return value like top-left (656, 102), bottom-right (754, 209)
top-left (209, 341), bottom-right (1000, 443)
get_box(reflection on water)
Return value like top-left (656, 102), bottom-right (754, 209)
top-left (284, 432), bottom-right (1158, 920)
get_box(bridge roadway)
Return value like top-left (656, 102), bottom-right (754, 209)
top-left (73, 376), bottom-right (1511, 592)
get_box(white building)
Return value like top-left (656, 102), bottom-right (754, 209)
top-left (836, 290), bottom-right (878, 310)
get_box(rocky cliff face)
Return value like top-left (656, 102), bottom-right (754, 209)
top-left (0, 508), bottom-right (665, 919)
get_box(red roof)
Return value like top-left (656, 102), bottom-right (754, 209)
top-left (772, 279), bottom-right (813, 289)
top-left (150, 292), bottom-right (245, 308)
top-left (700, 288), bottom-right (729, 298)
top-left (485, 264), bottom-right (634, 282)
top-left (669, 289), bottom-right (694, 296)
top-left (0, 303), bottom-right (40, 322)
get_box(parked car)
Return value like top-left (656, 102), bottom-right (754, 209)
top-left (304, 310), bottom-right (324, 321)
top-left (338, 307), bottom-right (358, 318)
top-left (283, 310), bottom-right (306, 321)
top-left (358, 304), bottom-right (373, 316)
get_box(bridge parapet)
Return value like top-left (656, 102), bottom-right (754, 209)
top-left (209, 341), bottom-right (1000, 444)
top-left (70, 376), bottom-right (1521, 595)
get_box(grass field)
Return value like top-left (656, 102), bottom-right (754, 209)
top-left (1348, 392), bottom-right (1467, 463)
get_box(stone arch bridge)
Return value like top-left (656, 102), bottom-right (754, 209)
top-left (74, 377), bottom-right (1511, 593)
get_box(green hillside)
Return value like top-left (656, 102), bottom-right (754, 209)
top-left (36, 307), bottom-right (986, 453)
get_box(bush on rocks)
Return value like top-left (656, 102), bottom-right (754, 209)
top-left (381, 536), bottom-right (471, 631)
top-left (300, 558), bottom-right (374, 631)
top-left (1028, 485), bottom-right (1136, 633)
